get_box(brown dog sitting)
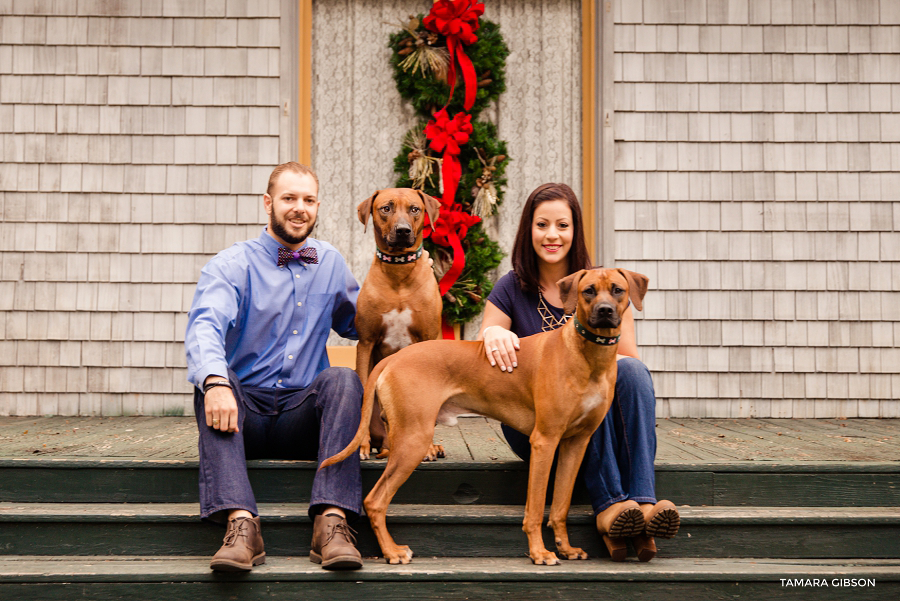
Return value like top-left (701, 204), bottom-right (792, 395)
top-left (322, 268), bottom-right (649, 565)
top-left (354, 188), bottom-right (444, 460)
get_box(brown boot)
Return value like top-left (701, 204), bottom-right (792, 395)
top-left (209, 516), bottom-right (266, 572)
top-left (310, 513), bottom-right (363, 570)
top-left (601, 535), bottom-right (628, 562)
top-left (641, 500), bottom-right (680, 538)
top-left (632, 534), bottom-right (657, 562)
top-left (595, 500), bottom-right (644, 538)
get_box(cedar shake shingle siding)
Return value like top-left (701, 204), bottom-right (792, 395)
top-left (1, 0), bottom-right (897, 417)
top-left (614, 0), bottom-right (900, 417)
top-left (0, 0), bottom-right (281, 416)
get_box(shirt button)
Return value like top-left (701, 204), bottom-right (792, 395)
top-left (277, 379), bottom-right (282, 384)
top-left (295, 274), bottom-right (300, 278)
top-left (288, 355), bottom-right (293, 359)
top-left (293, 330), bottom-right (298, 335)
top-left (297, 301), bottom-right (302, 306)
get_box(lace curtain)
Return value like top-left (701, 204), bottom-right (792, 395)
top-left (312, 0), bottom-right (582, 341)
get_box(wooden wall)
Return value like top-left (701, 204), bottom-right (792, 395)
top-left (0, 0), bottom-right (282, 416)
top-left (614, 0), bottom-right (900, 417)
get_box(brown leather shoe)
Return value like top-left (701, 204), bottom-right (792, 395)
top-left (310, 513), bottom-right (363, 570)
top-left (595, 500), bottom-right (644, 538)
top-left (632, 534), bottom-right (657, 562)
top-left (209, 516), bottom-right (266, 571)
top-left (641, 500), bottom-right (680, 538)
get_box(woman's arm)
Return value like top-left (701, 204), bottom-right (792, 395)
top-left (616, 305), bottom-right (640, 360)
top-left (478, 301), bottom-right (519, 372)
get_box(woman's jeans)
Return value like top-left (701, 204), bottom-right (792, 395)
top-left (193, 367), bottom-right (364, 523)
top-left (501, 357), bottom-right (658, 515)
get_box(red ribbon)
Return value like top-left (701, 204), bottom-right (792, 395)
top-left (424, 109), bottom-right (473, 207)
top-left (423, 0), bottom-right (484, 110)
top-left (441, 317), bottom-right (456, 340)
top-left (425, 206), bottom-right (481, 296)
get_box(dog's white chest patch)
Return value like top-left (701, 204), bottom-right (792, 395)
top-left (573, 392), bottom-right (605, 427)
top-left (381, 308), bottom-right (414, 351)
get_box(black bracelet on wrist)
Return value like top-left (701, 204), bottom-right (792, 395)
top-left (203, 381), bottom-right (233, 394)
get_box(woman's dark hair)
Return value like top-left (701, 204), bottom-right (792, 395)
top-left (511, 183), bottom-right (592, 294)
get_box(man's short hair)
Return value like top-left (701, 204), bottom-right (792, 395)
top-left (267, 162), bottom-right (319, 196)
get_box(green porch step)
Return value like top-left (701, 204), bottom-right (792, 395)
top-left (2, 458), bottom-right (898, 507)
top-left (0, 556), bottom-right (897, 600)
top-left (1, 503), bottom-right (898, 560)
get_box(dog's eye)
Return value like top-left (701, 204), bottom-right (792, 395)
top-left (612, 286), bottom-right (624, 295)
top-left (583, 286), bottom-right (595, 297)
top-left (380, 205), bottom-right (392, 213)
top-left (410, 206), bottom-right (420, 214)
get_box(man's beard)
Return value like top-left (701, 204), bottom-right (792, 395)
top-left (270, 211), bottom-right (315, 245)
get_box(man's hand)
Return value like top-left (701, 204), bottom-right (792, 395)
top-left (204, 377), bottom-right (239, 433)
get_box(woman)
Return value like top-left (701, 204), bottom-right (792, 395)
top-left (478, 183), bottom-right (679, 562)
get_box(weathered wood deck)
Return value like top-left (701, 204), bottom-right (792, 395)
top-left (0, 417), bottom-right (897, 463)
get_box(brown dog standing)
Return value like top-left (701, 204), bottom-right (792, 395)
top-left (322, 268), bottom-right (649, 565)
top-left (355, 188), bottom-right (443, 458)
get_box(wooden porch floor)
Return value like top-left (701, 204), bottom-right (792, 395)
top-left (0, 417), bottom-right (897, 463)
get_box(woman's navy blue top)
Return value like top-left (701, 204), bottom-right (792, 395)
top-left (486, 270), bottom-right (566, 338)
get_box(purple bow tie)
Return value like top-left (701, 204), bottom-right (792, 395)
top-left (277, 246), bottom-right (318, 267)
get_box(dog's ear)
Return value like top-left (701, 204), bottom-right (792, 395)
top-left (557, 269), bottom-right (587, 315)
top-left (416, 190), bottom-right (441, 231)
top-left (357, 191), bottom-right (379, 232)
top-left (618, 269), bottom-right (649, 312)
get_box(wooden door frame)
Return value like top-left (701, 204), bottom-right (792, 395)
top-left (291, 0), bottom-right (613, 264)
top-left (583, 0), bottom-right (615, 267)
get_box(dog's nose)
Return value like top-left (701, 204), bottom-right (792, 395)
top-left (596, 304), bottom-right (614, 319)
top-left (395, 223), bottom-right (412, 236)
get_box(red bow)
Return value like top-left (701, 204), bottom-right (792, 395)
top-left (426, 207), bottom-right (481, 296)
top-left (424, 0), bottom-right (484, 110)
top-left (424, 109), bottom-right (473, 207)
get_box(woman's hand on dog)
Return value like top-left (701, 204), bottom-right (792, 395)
top-left (482, 325), bottom-right (520, 372)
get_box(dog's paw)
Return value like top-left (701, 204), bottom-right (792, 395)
top-left (384, 545), bottom-right (413, 564)
top-left (359, 443), bottom-right (371, 460)
top-left (376, 447), bottom-right (390, 459)
top-left (559, 547), bottom-right (589, 560)
top-left (423, 444), bottom-right (446, 461)
top-left (554, 539), bottom-right (588, 560)
top-left (529, 549), bottom-right (561, 566)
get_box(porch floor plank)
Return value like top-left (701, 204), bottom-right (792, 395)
top-left (0, 417), bottom-right (898, 463)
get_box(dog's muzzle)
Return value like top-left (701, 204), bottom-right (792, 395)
top-left (588, 302), bottom-right (620, 329)
top-left (388, 223), bottom-right (415, 248)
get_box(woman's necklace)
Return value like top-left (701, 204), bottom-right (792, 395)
top-left (537, 290), bottom-right (572, 332)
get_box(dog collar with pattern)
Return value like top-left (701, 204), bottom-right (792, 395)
top-left (375, 245), bottom-right (423, 264)
top-left (573, 316), bottom-right (620, 345)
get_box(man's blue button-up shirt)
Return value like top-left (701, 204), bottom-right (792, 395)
top-left (185, 228), bottom-right (359, 390)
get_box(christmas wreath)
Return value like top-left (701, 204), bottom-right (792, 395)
top-left (387, 1), bottom-right (511, 330)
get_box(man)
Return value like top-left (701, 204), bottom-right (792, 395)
top-left (185, 162), bottom-right (365, 571)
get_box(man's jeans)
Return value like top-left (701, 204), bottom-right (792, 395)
top-left (193, 367), bottom-right (364, 522)
top-left (501, 357), bottom-right (658, 515)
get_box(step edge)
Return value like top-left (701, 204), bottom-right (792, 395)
top-left (2, 458), bottom-right (899, 473)
top-left (1, 557), bottom-right (899, 583)
top-left (2, 504), bottom-right (900, 525)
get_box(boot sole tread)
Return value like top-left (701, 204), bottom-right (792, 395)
top-left (606, 507), bottom-right (645, 538)
top-left (646, 508), bottom-right (681, 539)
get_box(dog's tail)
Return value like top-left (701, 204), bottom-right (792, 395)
top-left (319, 361), bottom-right (384, 470)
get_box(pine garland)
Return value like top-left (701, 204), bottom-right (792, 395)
top-left (388, 11), bottom-right (511, 324)
top-left (389, 19), bottom-right (509, 117)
